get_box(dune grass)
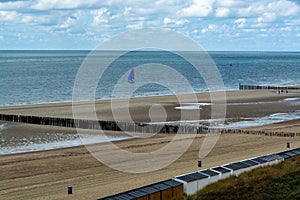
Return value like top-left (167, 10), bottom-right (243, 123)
top-left (176, 155), bottom-right (300, 200)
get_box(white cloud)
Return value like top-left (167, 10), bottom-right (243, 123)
top-left (0, 35), bottom-right (3, 40)
top-left (59, 17), bottom-right (76, 29)
top-left (234, 18), bottom-right (247, 28)
top-left (215, 7), bottom-right (230, 17)
top-left (91, 8), bottom-right (110, 26)
top-left (178, 0), bottom-right (215, 17)
top-left (201, 28), bottom-right (208, 33)
top-left (216, 0), bottom-right (244, 7)
top-left (281, 27), bottom-right (292, 32)
top-left (234, 18), bottom-right (247, 24)
top-left (21, 15), bottom-right (35, 23)
top-left (155, 0), bottom-right (180, 5)
top-left (0, 11), bottom-right (19, 21)
top-left (0, 0), bottom-right (300, 50)
top-left (257, 12), bottom-right (276, 23)
top-left (267, 0), bottom-right (300, 16)
top-left (123, 7), bottom-right (132, 16)
top-left (236, 4), bottom-right (265, 17)
top-left (163, 17), bottom-right (188, 25)
top-left (0, 1), bottom-right (29, 10)
top-left (236, 0), bottom-right (300, 18)
top-left (201, 24), bottom-right (225, 33)
top-left (31, 0), bottom-right (100, 10)
top-left (126, 22), bottom-right (143, 30)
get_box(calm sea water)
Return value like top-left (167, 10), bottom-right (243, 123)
top-left (1, 50), bottom-right (300, 154)
top-left (0, 50), bottom-right (299, 106)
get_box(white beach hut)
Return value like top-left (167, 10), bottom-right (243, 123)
top-left (175, 172), bottom-right (209, 195)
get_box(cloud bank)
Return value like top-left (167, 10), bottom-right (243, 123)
top-left (0, 0), bottom-right (299, 50)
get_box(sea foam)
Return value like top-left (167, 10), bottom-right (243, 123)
top-left (220, 110), bottom-right (300, 129)
top-left (0, 133), bottom-right (131, 155)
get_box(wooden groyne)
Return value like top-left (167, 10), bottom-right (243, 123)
top-left (0, 113), bottom-right (200, 134)
top-left (0, 113), bottom-right (299, 137)
top-left (239, 83), bottom-right (300, 90)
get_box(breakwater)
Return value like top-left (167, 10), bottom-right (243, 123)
top-left (0, 113), bottom-right (299, 137)
top-left (239, 84), bottom-right (300, 90)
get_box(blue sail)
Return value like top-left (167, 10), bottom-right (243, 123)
top-left (128, 68), bottom-right (134, 82)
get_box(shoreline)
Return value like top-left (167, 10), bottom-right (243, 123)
top-left (0, 89), bottom-right (299, 109)
top-left (1, 89), bottom-right (300, 199)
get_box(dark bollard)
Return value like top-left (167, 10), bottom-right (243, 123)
top-left (287, 142), bottom-right (291, 148)
top-left (198, 160), bottom-right (202, 167)
top-left (68, 186), bottom-right (72, 195)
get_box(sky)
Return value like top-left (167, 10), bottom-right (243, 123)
top-left (0, 0), bottom-right (300, 51)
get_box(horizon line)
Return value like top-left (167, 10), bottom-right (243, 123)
top-left (0, 49), bottom-right (299, 52)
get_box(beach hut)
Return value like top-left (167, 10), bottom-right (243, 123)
top-left (115, 193), bottom-right (136, 200)
top-left (138, 186), bottom-right (160, 200)
top-left (231, 162), bottom-right (252, 174)
top-left (222, 163), bottom-right (240, 176)
top-left (259, 154), bottom-right (283, 166)
top-left (277, 151), bottom-right (292, 159)
top-left (240, 159), bottom-right (260, 171)
top-left (250, 157), bottom-right (269, 168)
top-left (152, 183), bottom-right (173, 200)
top-left (199, 169), bottom-right (220, 184)
top-left (292, 148), bottom-right (300, 155)
top-left (162, 179), bottom-right (184, 198)
top-left (196, 172), bottom-right (210, 191)
top-left (223, 162), bottom-right (251, 176)
top-left (284, 151), bottom-right (297, 158)
top-left (99, 193), bottom-right (136, 200)
top-left (127, 190), bottom-right (148, 200)
top-left (277, 148), bottom-right (300, 159)
top-left (211, 166), bottom-right (232, 180)
top-left (175, 172), bottom-right (209, 195)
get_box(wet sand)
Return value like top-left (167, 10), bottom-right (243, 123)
top-left (0, 90), bottom-right (300, 199)
top-left (0, 90), bottom-right (299, 122)
top-left (246, 118), bottom-right (300, 133)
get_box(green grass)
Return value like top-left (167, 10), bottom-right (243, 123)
top-left (176, 155), bottom-right (300, 200)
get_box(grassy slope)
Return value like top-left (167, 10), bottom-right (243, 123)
top-left (177, 155), bottom-right (300, 200)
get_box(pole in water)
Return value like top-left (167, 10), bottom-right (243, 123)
top-left (68, 186), bottom-right (72, 194)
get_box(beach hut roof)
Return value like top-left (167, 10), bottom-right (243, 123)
top-left (211, 166), bottom-right (231, 173)
top-left (260, 154), bottom-right (281, 162)
top-left (163, 179), bottom-right (183, 187)
top-left (199, 169), bottom-right (220, 176)
top-left (223, 164), bottom-right (241, 171)
top-left (176, 172), bottom-right (208, 182)
top-left (241, 160), bottom-right (259, 166)
top-left (232, 162), bottom-right (251, 168)
top-left (139, 186), bottom-right (160, 194)
top-left (152, 183), bottom-right (171, 190)
top-left (251, 157), bottom-right (268, 164)
top-left (127, 190), bottom-right (147, 198)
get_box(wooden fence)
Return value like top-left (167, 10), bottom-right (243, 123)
top-left (0, 113), bottom-right (299, 137)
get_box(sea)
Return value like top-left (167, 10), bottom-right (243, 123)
top-left (1, 50), bottom-right (300, 106)
top-left (0, 50), bottom-right (300, 155)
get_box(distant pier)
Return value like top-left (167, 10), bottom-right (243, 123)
top-left (239, 83), bottom-right (300, 90)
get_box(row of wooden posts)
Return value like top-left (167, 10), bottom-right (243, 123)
top-left (0, 113), bottom-right (299, 137)
top-left (239, 83), bottom-right (300, 90)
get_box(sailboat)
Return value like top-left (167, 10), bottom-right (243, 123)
top-left (128, 68), bottom-right (135, 83)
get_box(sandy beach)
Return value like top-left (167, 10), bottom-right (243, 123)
top-left (0, 90), bottom-right (299, 122)
top-left (1, 90), bottom-right (300, 200)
